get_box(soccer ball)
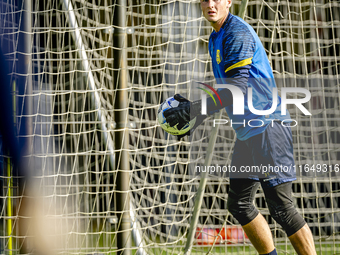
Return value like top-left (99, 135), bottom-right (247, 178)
top-left (157, 96), bottom-right (196, 135)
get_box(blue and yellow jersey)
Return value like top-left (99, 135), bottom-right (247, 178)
top-left (208, 13), bottom-right (290, 141)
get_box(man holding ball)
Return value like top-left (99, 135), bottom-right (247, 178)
top-left (163, 0), bottom-right (317, 254)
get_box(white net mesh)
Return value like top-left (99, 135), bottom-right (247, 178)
top-left (0, 0), bottom-right (339, 254)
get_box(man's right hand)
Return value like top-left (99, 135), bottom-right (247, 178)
top-left (163, 94), bottom-right (201, 130)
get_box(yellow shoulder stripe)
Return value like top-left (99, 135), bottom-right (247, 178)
top-left (225, 57), bottom-right (253, 73)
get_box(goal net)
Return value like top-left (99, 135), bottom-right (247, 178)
top-left (0, 0), bottom-right (339, 254)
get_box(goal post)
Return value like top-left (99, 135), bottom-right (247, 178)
top-left (0, 1), bottom-right (339, 255)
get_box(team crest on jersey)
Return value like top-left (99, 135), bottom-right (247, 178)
top-left (216, 49), bottom-right (221, 64)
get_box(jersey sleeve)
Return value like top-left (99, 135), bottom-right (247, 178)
top-left (206, 26), bottom-right (256, 116)
top-left (222, 27), bottom-right (255, 74)
top-left (222, 27), bottom-right (255, 93)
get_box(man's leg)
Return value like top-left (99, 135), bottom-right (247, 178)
top-left (242, 213), bottom-right (276, 254)
top-left (244, 121), bottom-right (316, 254)
top-left (289, 223), bottom-right (316, 255)
top-left (263, 182), bottom-right (316, 255)
top-left (227, 179), bottom-right (276, 254)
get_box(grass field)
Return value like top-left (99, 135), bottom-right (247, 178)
top-left (81, 244), bottom-right (339, 255)
top-left (80, 232), bottom-right (340, 255)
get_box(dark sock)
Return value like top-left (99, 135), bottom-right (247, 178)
top-left (261, 248), bottom-right (277, 255)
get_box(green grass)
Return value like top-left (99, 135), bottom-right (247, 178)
top-left (146, 243), bottom-right (340, 255)
top-left (81, 230), bottom-right (340, 255)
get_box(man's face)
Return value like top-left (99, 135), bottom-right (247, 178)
top-left (200, 0), bottom-right (231, 24)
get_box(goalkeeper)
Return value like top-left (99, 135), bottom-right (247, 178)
top-left (163, 0), bottom-right (317, 254)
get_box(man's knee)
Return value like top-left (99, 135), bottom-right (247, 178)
top-left (267, 200), bottom-right (305, 236)
top-left (264, 182), bottom-right (306, 236)
top-left (227, 192), bottom-right (259, 226)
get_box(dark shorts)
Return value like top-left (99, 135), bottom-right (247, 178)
top-left (231, 121), bottom-right (296, 188)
